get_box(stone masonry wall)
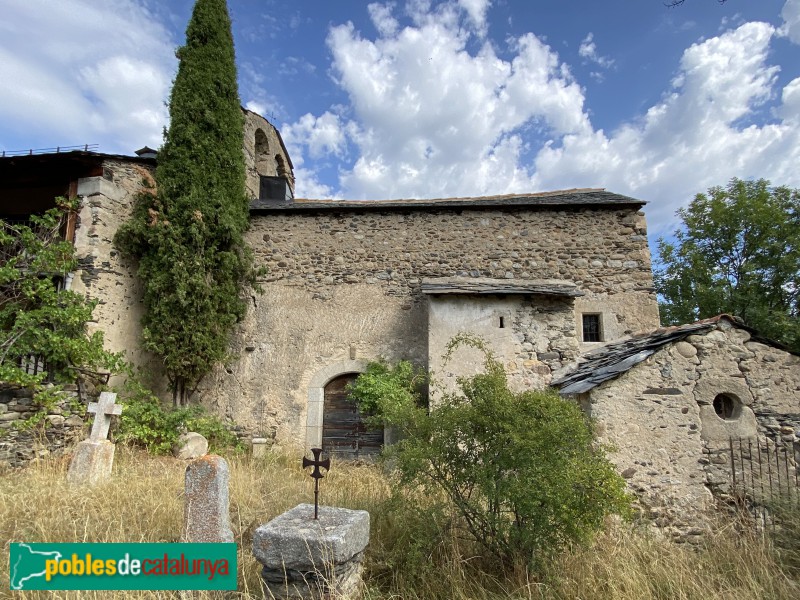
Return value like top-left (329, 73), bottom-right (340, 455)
top-left (586, 321), bottom-right (800, 541)
top-left (192, 203), bottom-right (659, 447)
top-left (243, 109), bottom-right (294, 199)
top-left (248, 207), bottom-right (655, 308)
top-left (428, 295), bottom-right (579, 400)
top-left (0, 384), bottom-right (89, 468)
top-left (71, 159), bottom-right (165, 392)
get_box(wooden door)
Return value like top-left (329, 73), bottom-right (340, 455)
top-left (322, 373), bottom-right (383, 460)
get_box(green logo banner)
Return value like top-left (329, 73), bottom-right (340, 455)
top-left (9, 543), bottom-right (237, 590)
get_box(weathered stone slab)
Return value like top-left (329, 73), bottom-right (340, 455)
top-left (66, 439), bottom-right (115, 486)
top-left (252, 504), bottom-right (370, 600)
top-left (173, 431), bottom-right (208, 460)
top-left (183, 454), bottom-right (233, 543)
top-left (251, 437), bottom-right (269, 458)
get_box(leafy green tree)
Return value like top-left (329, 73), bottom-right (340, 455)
top-left (656, 178), bottom-right (800, 352)
top-left (116, 0), bottom-right (254, 404)
top-left (0, 201), bottom-right (123, 394)
top-left (350, 336), bottom-right (630, 572)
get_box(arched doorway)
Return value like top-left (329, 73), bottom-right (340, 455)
top-left (322, 373), bottom-right (383, 460)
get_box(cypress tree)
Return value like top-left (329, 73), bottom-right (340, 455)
top-left (116, 0), bottom-right (252, 405)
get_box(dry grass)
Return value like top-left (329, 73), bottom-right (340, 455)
top-left (1, 447), bottom-right (798, 599)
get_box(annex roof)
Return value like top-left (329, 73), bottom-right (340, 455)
top-left (249, 188), bottom-right (645, 214)
top-left (553, 315), bottom-right (793, 395)
top-left (421, 278), bottom-right (584, 298)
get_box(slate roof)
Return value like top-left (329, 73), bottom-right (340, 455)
top-left (421, 278), bottom-right (583, 297)
top-left (553, 315), bottom-right (792, 395)
top-left (249, 188), bottom-right (645, 214)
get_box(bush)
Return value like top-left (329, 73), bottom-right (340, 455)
top-left (353, 335), bottom-right (631, 573)
top-left (115, 378), bottom-right (241, 454)
top-left (346, 359), bottom-right (426, 427)
top-left (0, 201), bottom-right (123, 394)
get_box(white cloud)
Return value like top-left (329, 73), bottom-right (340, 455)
top-left (780, 0), bottom-right (800, 43)
top-left (578, 33), bottom-right (614, 69)
top-left (310, 2), bottom-right (588, 199)
top-left (282, 112), bottom-right (347, 159)
top-left (458, 0), bottom-right (491, 35)
top-left (0, 0), bottom-right (175, 154)
top-left (368, 2), bottom-right (399, 37)
top-left (284, 1), bottom-right (800, 237)
top-left (531, 21), bottom-right (795, 235)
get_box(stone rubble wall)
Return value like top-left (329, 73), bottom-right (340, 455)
top-left (428, 295), bottom-right (579, 400)
top-left (247, 207), bottom-right (656, 317)
top-left (585, 321), bottom-right (800, 541)
top-left (192, 204), bottom-right (659, 445)
top-left (71, 160), bottom-right (166, 393)
top-left (0, 384), bottom-right (90, 468)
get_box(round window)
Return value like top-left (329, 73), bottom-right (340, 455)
top-left (712, 393), bottom-right (739, 420)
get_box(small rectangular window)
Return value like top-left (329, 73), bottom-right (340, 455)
top-left (499, 316), bottom-right (505, 329)
top-left (582, 314), bottom-right (602, 342)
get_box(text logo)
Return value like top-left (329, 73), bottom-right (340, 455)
top-left (9, 543), bottom-right (237, 590)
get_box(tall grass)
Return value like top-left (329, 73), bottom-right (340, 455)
top-left (1, 448), bottom-right (798, 599)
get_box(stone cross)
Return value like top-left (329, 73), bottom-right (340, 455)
top-left (87, 392), bottom-right (123, 441)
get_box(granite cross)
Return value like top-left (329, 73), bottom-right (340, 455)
top-left (87, 392), bottom-right (123, 441)
top-left (302, 447), bottom-right (330, 520)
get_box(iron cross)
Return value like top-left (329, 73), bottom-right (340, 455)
top-left (302, 447), bottom-right (330, 520)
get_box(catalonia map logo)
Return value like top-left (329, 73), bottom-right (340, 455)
top-left (9, 543), bottom-right (237, 590)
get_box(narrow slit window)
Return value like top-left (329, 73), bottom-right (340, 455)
top-left (499, 316), bottom-right (505, 329)
top-left (582, 314), bottom-right (602, 342)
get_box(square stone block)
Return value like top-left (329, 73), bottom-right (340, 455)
top-left (253, 504), bottom-right (369, 571)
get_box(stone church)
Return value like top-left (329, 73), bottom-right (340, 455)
top-left (2, 110), bottom-right (798, 536)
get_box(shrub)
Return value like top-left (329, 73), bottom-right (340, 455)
top-left (115, 378), bottom-right (241, 454)
top-left (347, 359), bottom-right (426, 427)
top-left (0, 201), bottom-right (123, 394)
top-left (353, 335), bottom-right (631, 573)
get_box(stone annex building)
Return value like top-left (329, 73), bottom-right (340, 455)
top-left (2, 110), bottom-right (799, 536)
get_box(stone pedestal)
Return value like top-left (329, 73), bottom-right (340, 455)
top-left (251, 437), bottom-right (269, 458)
top-left (252, 504), bottom-right (370, 600)
top-left (66, 439), bottom-right (115, 486)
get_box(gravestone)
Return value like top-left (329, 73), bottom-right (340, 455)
top-left (252, 504), bottom-right (370, 600)
top-left (251, 437), bottom-right (269, 458)
top-left (173, 431), bottom-right (208, 460)
top-left (66, 392), bottom-right (122, 486)
top-left (183, 454), bottom-right (234, 543)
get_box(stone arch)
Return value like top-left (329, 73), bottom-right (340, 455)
top-left (305, 359), bottom-right (369, 450)
top-left (254, 129), bottom-right (270, 175)
top-left (276, 153), bottom-right (290, 180)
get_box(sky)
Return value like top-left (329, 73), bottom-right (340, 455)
top-left (2, 0), bottom-right (800, 239)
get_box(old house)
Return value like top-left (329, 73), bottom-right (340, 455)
top-left (554, 316), bottom-right (800, 538)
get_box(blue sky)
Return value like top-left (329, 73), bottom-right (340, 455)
top-left (2, 0), bottom-right (799, 238)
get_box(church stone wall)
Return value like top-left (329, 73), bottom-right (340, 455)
top-left (72, 160), bottom-right (165, 390)
top-left (193, 203), bottom-right (659, 447)
top-left (242, 109), bottom-right (294, 199)
top-left (584, 321), bottom-right (800, 542)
